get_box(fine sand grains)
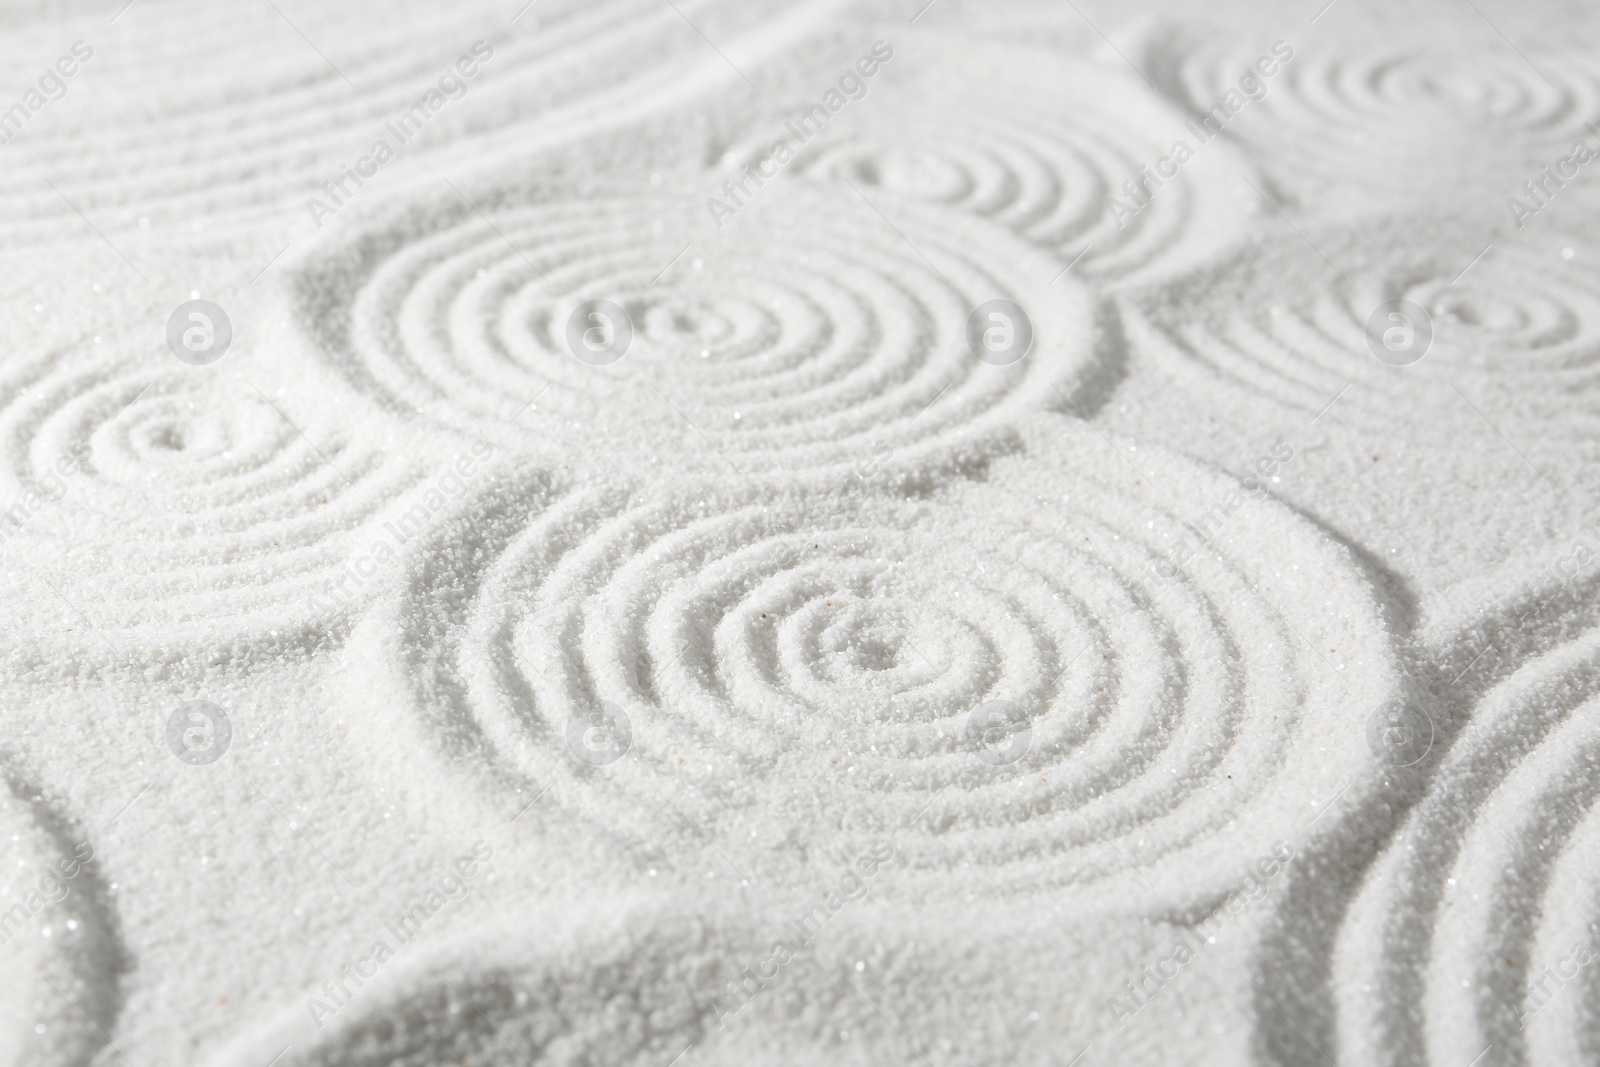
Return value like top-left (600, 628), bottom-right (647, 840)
top-left (2, 2), bottom-right (1599, 1065)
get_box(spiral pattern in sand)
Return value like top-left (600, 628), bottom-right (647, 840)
top-left (293, 184), bottom-right (1099, 476)
top-left (792, 118), bottom-right (1203, 283)
top-left (1154, 39), bottom-right (1600, 201)
top-left (377, 416), bottom-right (1395, 904)
top-left (1333, 626), bottom-right (1600, 1067)
top-left (1127, 224), bottom-right (1600, 437)
top-left (0, 0), bottom-right (765, 246)
top-left (717, 34), bottom-right (1257, 285)
top-left (0, 776), bottom-right (120, 1067)
top-left (0, 349), bottom-right (418, 663)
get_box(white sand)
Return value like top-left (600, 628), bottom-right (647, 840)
top-left (2, 1), bottom-right (1598, 1064)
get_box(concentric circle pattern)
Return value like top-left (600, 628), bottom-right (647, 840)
top-left (791, 116), bottom-right (1203, 283)
top-left (1333, 627), bottom-right (1600, 1067)
top-left (0, 0), bottom-right (767, 245)
top-left (8, 4), bottom-right (1590, 1063)
top-left (1154, 39), bottom-right (1600, 201)
top-left (294, 184), bottom-right (1100, 476)
top-left (378, 415), bottom-right (1395, 904)
top-left (718, 34), bottom-right (1258, 285)
top-left (1126, 223), bottom-right (1600, 436)
top-left (0, 348), bottom-right (419, 663)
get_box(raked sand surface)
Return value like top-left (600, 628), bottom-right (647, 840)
top-left (3, 1), bottom-right (1600, 1064)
